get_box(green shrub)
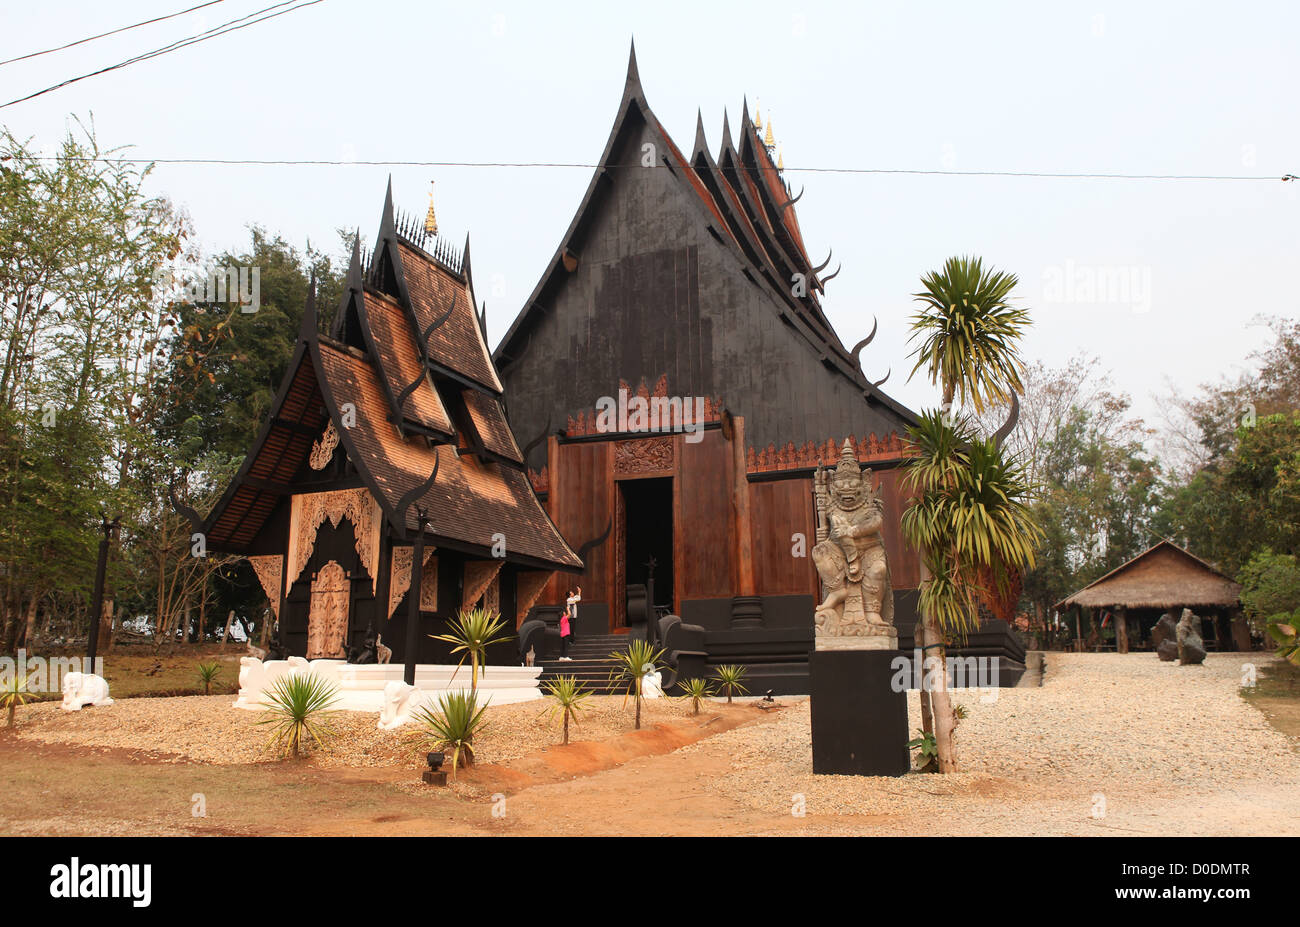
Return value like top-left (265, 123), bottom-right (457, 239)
top-left (256, 673), bottom-right (340, 758)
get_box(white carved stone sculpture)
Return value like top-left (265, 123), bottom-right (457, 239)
top-left (642, 671), bottom-right (663, 699)
top-left (61, 672), bottom-right (114, 711)
top-left (234, 657), bottom-right (266, 708)
top-left (377, 680), bottom-right (423, 730)
top-left (811, 439), bottom-right (896, 650)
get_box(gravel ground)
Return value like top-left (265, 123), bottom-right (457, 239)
top-left (680, 652), bottom-right (1300, 824)
top-left (13, 692), bottom-right (698, 769)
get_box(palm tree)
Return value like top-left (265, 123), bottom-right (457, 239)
top-left (607, 639), bottom-right (665, 730)
top-left (542, 675), bottom-right (591, 745)
top-left (904, 256), bottom-right (1038, 773)
top-left (430, 606), bottom-right (514, 691)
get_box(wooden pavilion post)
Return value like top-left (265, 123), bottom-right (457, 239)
top-left (1115, 605), bottom-right (1129, 654)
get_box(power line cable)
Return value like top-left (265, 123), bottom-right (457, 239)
top-left (19, 155), bottom-right (1299, 183)
top-left (0, 1), bottom-right (226, 68)
top-left (0, 0), bottom-right (325, 109)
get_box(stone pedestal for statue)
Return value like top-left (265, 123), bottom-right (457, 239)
top-left (810, 649), bottom-right (909, 777)
top-left (807, 439), bottom-right (908, 777)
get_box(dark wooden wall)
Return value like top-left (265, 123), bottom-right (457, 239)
top-left (675, 430), bottom-right (734, 603)
top-left (749, 478), bottom-right (819, 597)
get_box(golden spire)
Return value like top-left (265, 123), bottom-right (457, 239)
top-left (754, 97), bottom-right (763, 133)
top-left (764, 117), bottom-right (775, 150)
top-left (424, 180), bottom-right (438, 236)
top-left (777, 147), bottom-right (784, 171)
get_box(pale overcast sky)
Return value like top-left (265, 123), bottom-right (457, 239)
top-left (3, 1), bottom-right (1297, 433)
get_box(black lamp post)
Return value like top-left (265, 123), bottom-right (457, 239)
top-left (404, 507), bottom-right (430, 686)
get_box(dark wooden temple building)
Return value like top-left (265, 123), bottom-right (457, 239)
top-left (493, 46), bottom-right (934, 691)
top-left (201, 185), bottom-right (581, 665)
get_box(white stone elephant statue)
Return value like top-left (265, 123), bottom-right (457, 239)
top-left (61, 672), bottom-right (114, 711)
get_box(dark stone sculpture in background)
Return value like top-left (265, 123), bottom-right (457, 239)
top-left (348, 623), bottom-right (379, 664)
top-left (1177, 608), bottom-right (1207, 665)
top-left (264, 626), bottom-right (288, 661)
top-left (1153, 611), bottom-right (1180, 661)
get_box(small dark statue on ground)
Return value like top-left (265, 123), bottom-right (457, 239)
top-left (348, 624), bottom-right (380, 664)
top-left (1153, 611), bottom-right (1180, 662)
top-left (264, 627), bottom-right (288, 661)
top-left (1176, 608), bottom-right (1207, 665)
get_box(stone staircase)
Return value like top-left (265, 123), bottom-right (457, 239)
top-left (537, 633), bottom-right (632, 695)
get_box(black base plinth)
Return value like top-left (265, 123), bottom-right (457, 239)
top-left (809, 648), bottom-right (910, 777)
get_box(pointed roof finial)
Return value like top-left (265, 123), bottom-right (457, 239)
top-left (626, 37), bottom-right (640, 89)
top-left (764, 115), bottom-right (775, 151)
top-left (777, 146), bottom-right (784, 171)
top-left (754, 97), bottom-right (763, 133)
top-left (424, 180), bottom-right (438, 236)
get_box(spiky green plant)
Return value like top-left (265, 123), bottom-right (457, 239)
top-left (678, 675), bottom-right (714, 715)
top-left (903, 256), bottom-right (1038, 775)
top-left (196, 661), bottom-right (222, 696)
top-left (908, 255), bottom-right (1030, 414)
top-left (255, 672), bottom-right (340, 758)
top-left (1, 671), bottom-right (37, 728)
top-left (414, 689), bottom-right (490, 781)
top-left (712, 664), bottom-right (749, 704)
top-left (430, 606), bottom-right (515, 691)
top-left (542, 675), bottom-right (591, 745)
top-left (607, 639), bottom-right (665, 730)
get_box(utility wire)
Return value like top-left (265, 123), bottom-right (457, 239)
top-left (0, 1), bottom-right (226, 68)
top-left (0, 0), bottom-right (325, 109)
top-left (19, 156), bottom-right (1299, 183)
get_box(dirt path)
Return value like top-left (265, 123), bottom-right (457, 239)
top-left (3, 654), bottom-right (1297, 836)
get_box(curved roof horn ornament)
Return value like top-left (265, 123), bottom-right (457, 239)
top-left (811, 249), bottom-right (833, 275)
top-left (849, 316), bottom-right (879, 369)
top-left (992, 392), bottom-right (1021, 450)
top-left (872, 369), bottom-right (891, 389)
top-left (779, 185), bottom-right (804, 218)
top-left (817, 263), bottom-right (842, 288)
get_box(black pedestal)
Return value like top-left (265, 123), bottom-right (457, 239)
top-left (809, 648), bottom-right (910, 777)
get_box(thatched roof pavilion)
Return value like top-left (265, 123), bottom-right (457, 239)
top-left (1055, 541), bottom-right (1244, 653)
top-left (1057, 540), bottom-right (1242, 611)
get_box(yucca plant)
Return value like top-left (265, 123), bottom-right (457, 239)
top-left (196, 661), bottom-right (222, 695)
top-left (712, 664), bottom-right (749, 703)
top-left (903, 255), bottom-right (1039, 774)
top-left (2, 671), bottom-right (37, 728)
top-left (678, 675), bottom-right (714, 715)
top-left (607, 639), bottom-right (665, 730)
top-left (542, 675), bottom-right (591, 745)
top-left (430, 606), bottom-right (515, 691)
top-left (255, 672), bottom-right (340, 758)
top-left (908, 254), bottom-right (1030, 415)
top-left (414, 689), bottom-right (490, 781)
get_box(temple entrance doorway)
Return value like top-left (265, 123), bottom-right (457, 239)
top-left (618, 477), bottom-right (674, 631)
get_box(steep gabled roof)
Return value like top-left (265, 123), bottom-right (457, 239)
top-left (1056, 540), bottom-right (1242, 610)
top-left (494, 41), bottom-right (915, 427)
top-left (203, 189), bottom-right (580, 571)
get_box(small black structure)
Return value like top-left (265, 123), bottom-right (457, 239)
top-left (809, 649), bottom-right (910, 777)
